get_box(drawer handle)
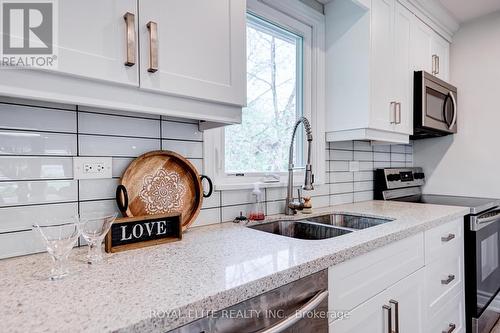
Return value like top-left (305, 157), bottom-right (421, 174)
top-left (146, 21), bottom-right (158, 73)
top-left (442, 323), bottom-right (456, 333)
top-left (389, 300), bottom-right (399, 333)
top-left (441, 274), bottom-right (455, 285)
top-left (383, 305), bottom-right (392, 333)
top-left (441, 234), bottom-right (455, 242)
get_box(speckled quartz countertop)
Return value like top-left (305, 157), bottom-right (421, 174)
top-left (0, 200), bottom-right (469, 333)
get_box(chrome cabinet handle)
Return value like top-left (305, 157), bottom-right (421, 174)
top-left (146, 21), bottom-right (158, 73)
top-left (389, 300), bottom-right (399, 333)
top-left (442, 323), bottom-right (456, 333)
top-left (436, 55), bottom-right (440, 74)
top-left (441, 274), bottom-right (455, 285)
top-left (390, 102), bottom-right (396, 124)
top-left (258, 290), bottom-right (328, 333)
top-left (395, 102), bottom-right (401, 124)
top-left (432, 55), bottom-right (437, 74)
top-left (123, 12), bottom-right (136, 66)
top-left (441, 233), bottom-right (455, 242)
top-left (383, 305), bottom-right (392, 333)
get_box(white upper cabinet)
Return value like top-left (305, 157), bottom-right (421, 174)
top-left (325, 0), bottom-right (451, 143)
top-left (55, 0), bottom-right (139, 86)
top-left (393, 2), bottom-right (413, 134)
top-left (138, 0), bottom-right (246, 106)
top-left (410, 15), bottom-right (450, 81)
top-left (0, 0), bottom-right (246, 127)
top-left (370, 0), bottom-right (395, 133)
top-left (430, 34), bottom-right (450, 81)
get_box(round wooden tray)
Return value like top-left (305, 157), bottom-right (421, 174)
top-left (116, 150), bottom-right (212, 231)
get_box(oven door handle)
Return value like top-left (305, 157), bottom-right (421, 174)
top-left (257, 290), bottom-right (329, 333)
top-left (471, 208), bottom-right (500, 231)
top-left (448, 91), bottom-right (457, 130)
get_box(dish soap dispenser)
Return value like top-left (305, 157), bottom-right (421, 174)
top-left (249, 183), bottom-right (265, 221)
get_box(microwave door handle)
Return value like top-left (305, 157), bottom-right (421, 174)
top-left (448, 91), bottom-right (457, 130)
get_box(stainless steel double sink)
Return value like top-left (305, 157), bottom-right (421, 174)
top-left (248, 214), bottom-right (393, 240)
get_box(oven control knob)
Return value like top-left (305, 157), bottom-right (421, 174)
top-left (387, 174), bottom-right (401, 182)
top-left (414, 172), bottom-right (425, 180)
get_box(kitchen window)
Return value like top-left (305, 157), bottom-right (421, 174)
top-left (225, 13), bottom-right (304, 174)
top-left (204, 0), bottom-right (325, 189)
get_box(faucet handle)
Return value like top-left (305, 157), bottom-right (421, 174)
top-left (297, 188), bottom-right (303, 203)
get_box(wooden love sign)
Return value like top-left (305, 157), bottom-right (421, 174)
top-left (105, 213), bottom-right (182, 253)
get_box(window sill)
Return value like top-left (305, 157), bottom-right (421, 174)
top-left (214, 179), bottom-right (325, 191)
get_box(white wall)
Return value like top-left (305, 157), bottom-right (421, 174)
top-left (414, 11), bottom-right (500, 197)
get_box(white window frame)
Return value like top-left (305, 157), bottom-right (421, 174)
top-left (203, 0), bottom-right (325, 190)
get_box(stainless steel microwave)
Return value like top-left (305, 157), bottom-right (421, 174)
top-left (412, 71), bottom-right (458, 139)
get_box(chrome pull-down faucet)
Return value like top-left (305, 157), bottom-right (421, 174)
top-left (285, 117), bottom-right (314, 215)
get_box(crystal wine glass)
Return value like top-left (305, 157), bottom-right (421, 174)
top-left (32, 218), bottom-right (81, 280)
top-left (79, 213), bottom-right (117, 264)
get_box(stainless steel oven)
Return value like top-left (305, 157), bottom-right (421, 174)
top-left (466, 208), bottom-right (500, 333)
top-left (413, 71), bottom-right (458, 139)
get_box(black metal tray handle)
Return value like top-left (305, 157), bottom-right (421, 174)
top-left (116, 185), bottom-right (129, 215)
top-left (200, 175), bottom-right (213, 198)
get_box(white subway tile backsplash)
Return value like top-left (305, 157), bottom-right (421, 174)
top-left (162, 140), bottom-right (203, 158)
top-left (0, 203), bottom-right (78, 233)
top-left (192, 208), bottom-right (221, 227)
top-left (354, 171), bottom-right (373, 182)
top-left (79, 178), bottom-right (119, 201)
top-left (353, 141), bottom-right (372, 151)
top-left (353, 151), bottom-right (372, 161)
top-left (79, 200), bottom-right (119, 217)
top-left (373, 145), bottom-right (391, 152)
top-left (221, 189), bottom-right (253, 206)
top-left (330, 193), bottom-right (354, 205)
top-left (0, 130), bottom-right (77, 156)
top-left (78, 112), bottom-right (160, 138)
top-left (329, 141), bottom-right (353, 150)
top-left (374, 152), bottom-right (391, 162)
top-left (354, 181), bottom-right (373, 192)
top-left (162, 121), bottom-right (203, 141)
top-left (354, 191), bottom-right (373, 202)
top-left (0, 180), bottom-right (77, 207)
top-left (330, 171), bottom-right (354, 183)
top-left (0, 98), bottom-right (415, 259)
top-left (0, 231), bottom-right (45, 259)
top-left (0, 104), bottom-right (76, 133)
top-left (330, 149), bottom-right (353, 161)
top-left (79, 135), bottom-right (160, 157)
top-left (111, 157), bottom-right (134, 177)
top-left (330, 182), bottom-right (354, 194)
top-left (202, 191), bottom-right (220, 209)
top-left (0, 157), bottom-right (73, 180)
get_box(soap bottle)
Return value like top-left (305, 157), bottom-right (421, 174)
top-left (249, 183), bottom-right (265, 221)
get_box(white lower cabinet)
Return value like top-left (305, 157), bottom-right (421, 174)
top-left (328, 219), bottom-right (465, 333)
top-left (329, 269), bottom-right (425, 333)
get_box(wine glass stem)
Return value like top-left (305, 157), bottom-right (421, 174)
top-left (88, 239), bottom-right (103, 263)
top-left (52, 254), bottom-right (69, 278)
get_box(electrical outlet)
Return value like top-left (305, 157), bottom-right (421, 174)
top-left (73, 157), bottom-right (112, 179)
top-left (349, 161), bottom-right (360, 172)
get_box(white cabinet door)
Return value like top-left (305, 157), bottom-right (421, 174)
top-left (370, 0), bottom-right (395, 132)
top-left (431, 34), bottom-right (450, 81)
top-left (393, 2), bottom-right (412, 134)
top-left (54, 0), bottom-right (138, 86)
top-left (410, 15), bottom-right (433, 74)
top-left (138, 0), bottom-right (246, 106)
top-left (330, 269), bottom-right (425, 333)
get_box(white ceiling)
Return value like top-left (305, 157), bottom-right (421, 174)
top-left (438, 0), bottom-right (500, 23)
